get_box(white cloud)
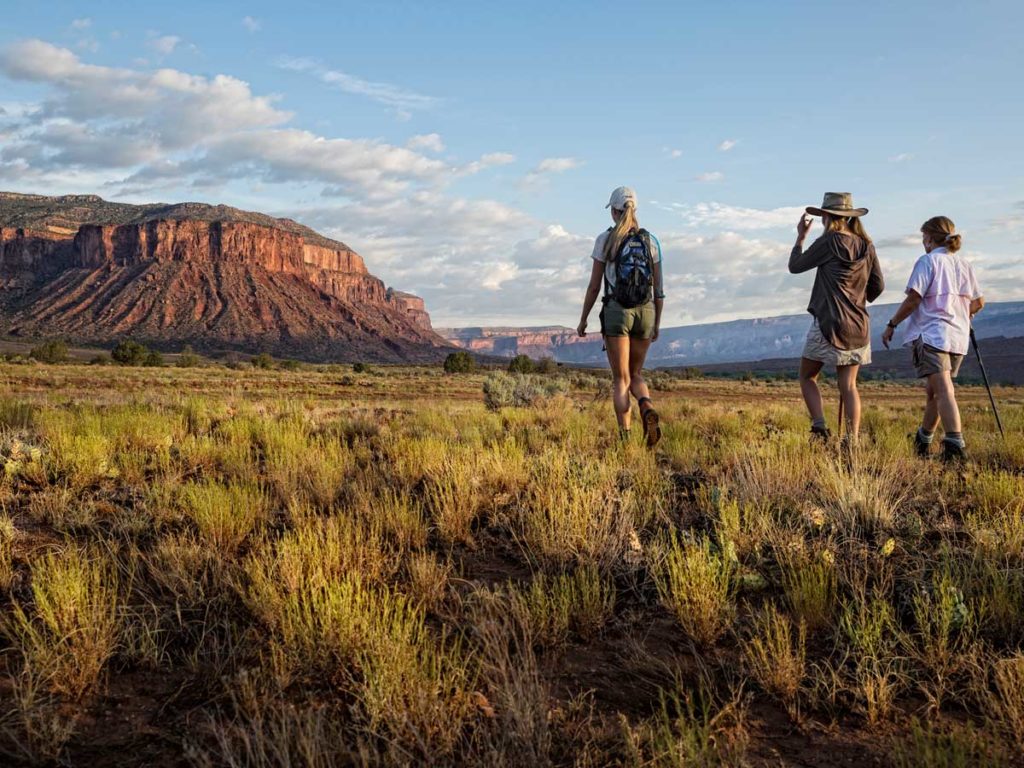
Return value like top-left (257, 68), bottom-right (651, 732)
top-left (718, 139), bottom-right (737, 152)
top-left (661, 201), bottom-right (804, 230)
top-left (874, 234), bottom-right (921, 249)
top-left (242, 16), bottom-right (262, 33)
top-left (148, 35), bottom-right (182, 56)
top-left (71, 18), bottom-right (92, 30)
top-left (460, 151), bottom-right (516, 176)
top-left (888, 152), bottom-right (913, 163)
top-left (668, 148), bottom-right (682, 158)
top-left (0, 39), bottom-right (462, 200)
top-left (276, 56), bottom-right (438, 114)
top-left (695, 171), bottom-right (725, 183)
top-left (406, 133), bottom-right (444, 153)
top-left (535, 157), bottom-right (580, 174)
top-left (523, 156), bottom-right (582, 185)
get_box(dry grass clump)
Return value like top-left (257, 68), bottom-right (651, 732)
top-left (652, 534), bottom-right (735, 647)
top-left (742, 603), bottom-right (805, 719)
top-left (508, 564), bottom-right (616, 647)
top-left (516, 448), bottom-right (632, 568)
top-left (180, 480), bottom-right (270, 551)
top-left (620, 681), bottom-right (749, 767)
top-left (3, 546), bottom-right (122, 699)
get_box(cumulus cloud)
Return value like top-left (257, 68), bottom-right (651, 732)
top-left (718, 139), bottom-right (737, 152)
top-left (660, 202), bottom-right (804, 230)
top-left (888, 152), bottom-right (913, 163)
top-left (0, 39), bottom-right (462, 199)
top-left (406, 133), bottom-right (444, 153)
top-left (241, 16), bottom-right (262, 33)
top-left (276, 56), bottom-right (438, 114)
top-left (148, 35), bottom-right (182, 56)
top-left (695, 171), bottom-right (725, 183)
top-left (522, 156), bottom-right (582, 185)
top-left (874, 234), bottom-right (921, 249)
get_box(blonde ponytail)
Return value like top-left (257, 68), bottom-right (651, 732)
top-left (603, 200), bottom-right (639, 262)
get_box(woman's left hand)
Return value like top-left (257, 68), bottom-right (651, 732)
top-left (652, 326), bottom-right (659, 342)
top-left (576, 320), bottom-right (587, 337)
top-left (881, 325), bottom-right (894, 349)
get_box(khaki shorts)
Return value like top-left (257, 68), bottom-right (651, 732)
top-left (802, 320), bottom-right (871, 366)
top-left (601, 299), bottom-right (655, 339)
top-left (913, 337), bottom-right (964, 378)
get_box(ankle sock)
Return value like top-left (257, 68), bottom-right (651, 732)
top-left (917, 427), bottom-right (935, 445)
top-left (811, 417), bottom-right (827, 431)
top-left (943, 432), bottom-right (965, 448)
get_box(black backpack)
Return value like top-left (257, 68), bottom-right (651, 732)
top-left (606, 228), bottom-right (655, 308)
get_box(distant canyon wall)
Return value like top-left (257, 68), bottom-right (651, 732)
top-left (2, 219), bottom-right (429, 327)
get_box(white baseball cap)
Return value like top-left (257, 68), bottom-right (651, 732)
top-left (605, 186), bottom-right (637, 210)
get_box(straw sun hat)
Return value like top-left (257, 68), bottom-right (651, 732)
top-left (805, 192), bottom-right (868, 218)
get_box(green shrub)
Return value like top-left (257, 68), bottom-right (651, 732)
top-left (508, 354), bottom-right (535, 374)
top-left (88, 354), bottom-right (110, 366)
top-left (535, 356), bottom-right (558, 375)
top-left (353, 362), bottom-right (370, 374)
top-left (143, 350), bottom-right (164, 367)
top-left (443, 351), bottom-right (475, 374)
top-left (482, 372), bottom-right (569, 411)
top-left (111, 340), bottom-right (149, 366)
top-left (176, 345), bottom-right (201, 368)
top-left (251, 352), bottom-right (274, 370)
top-left (29, 339), bottom-right (68, 364)
top-left (280, 359), bottom-right (301, 372)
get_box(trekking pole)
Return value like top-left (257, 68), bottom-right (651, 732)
top-left (970, 327), bottom-right (1005, 440)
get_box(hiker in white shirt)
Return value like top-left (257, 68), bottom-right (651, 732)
top-left (882, 216), bottom-right (984, 461)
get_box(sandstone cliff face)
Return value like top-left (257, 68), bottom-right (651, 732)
top-left (0, 193), bottom-right (445, 363)
top-left (0, 227), bottom-right (74, 287)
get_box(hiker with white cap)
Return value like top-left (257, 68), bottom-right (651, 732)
top-left (882, 216), bottom-right (984, 462)
top-left (578, 186), bottom-right (665, 447)
top-left (790, 192), bottom-right (885, 444)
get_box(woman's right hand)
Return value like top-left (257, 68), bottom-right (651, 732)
top-left (796, 214), bottom-right (813, 239)
top-left (577, 320), bottom-right (587, 337)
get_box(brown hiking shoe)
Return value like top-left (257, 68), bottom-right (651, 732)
top-left (641, 405), bottom-right (661, 449)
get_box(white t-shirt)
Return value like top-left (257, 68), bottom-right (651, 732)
top-left (591, 229), bottom-right (664, 298)
top-left (900, 247), bottom-right (982, 355)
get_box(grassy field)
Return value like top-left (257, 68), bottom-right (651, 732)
top-left (0, 361), bottom-right (1022, 766)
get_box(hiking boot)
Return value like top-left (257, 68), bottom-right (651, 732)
top-left (941, 439), bottom-right (968, 464)
top-left (810, 425), bottom-right (831, 444)
top-left (641, 405), bottom-right (661, 449)
top-left (913, 430), bottom-right (932, 458)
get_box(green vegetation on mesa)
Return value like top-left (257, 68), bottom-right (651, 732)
top-left (0, 362), bottom-right (1021, 766)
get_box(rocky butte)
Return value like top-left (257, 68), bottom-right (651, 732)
top-left (0, 192), bottom-right (447, 362)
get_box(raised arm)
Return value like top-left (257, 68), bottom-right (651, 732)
top-left (789, 215), bottom-right (831, 274)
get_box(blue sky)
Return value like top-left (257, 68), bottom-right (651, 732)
top-left (1, 0), bottom-right (1022, 327)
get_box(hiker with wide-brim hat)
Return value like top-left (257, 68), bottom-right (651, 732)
top-left (790, 192), bottom-right (885, 444)
top-left (577, 186), bottom-right (665, 447)
top-left (881, 216), bottom-right (984, 462)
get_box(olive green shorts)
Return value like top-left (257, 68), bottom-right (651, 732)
top-left (912, 337), bottom-right (964, 379)
top-left (600, 299), bottom-right (655, 339)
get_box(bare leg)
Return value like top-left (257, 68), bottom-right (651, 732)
top-left (928, 371), bottom-right (962, 433)
top-left (798, 357), bottom-right (826, 423)
top-left (836, 364), bottom-right (861, 437)
top-left (605, 336), bottom-right (632, 430)
top-left (628, 337), bottom-right (653, 403)
top-left (922, 377), bottom-right (940, 432)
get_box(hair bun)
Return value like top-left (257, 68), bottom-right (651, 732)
top-left (944, 231), bottom-right (960, 242)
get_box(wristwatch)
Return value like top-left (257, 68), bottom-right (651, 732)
top-left (887, 320), bottom-right (898, 329)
